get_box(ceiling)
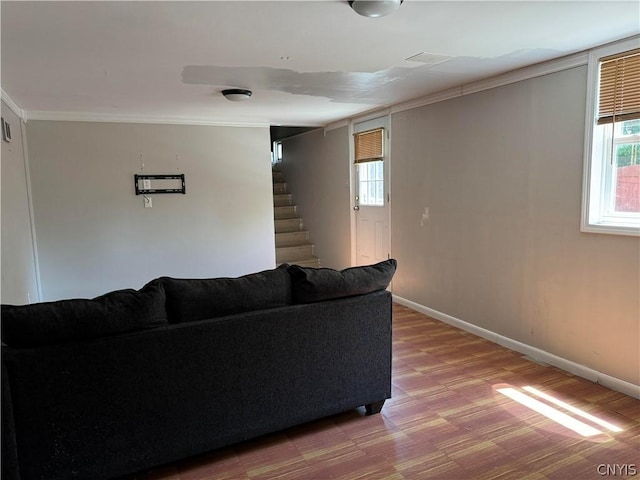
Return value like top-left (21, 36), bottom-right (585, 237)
top-left (2, 1), bottom-right (639, 128)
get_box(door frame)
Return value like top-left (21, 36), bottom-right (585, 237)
top-left (349, 111), bottom-right (392, 267)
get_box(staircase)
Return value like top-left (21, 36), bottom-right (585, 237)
top-left (273, 167), bottom-right (320, 267)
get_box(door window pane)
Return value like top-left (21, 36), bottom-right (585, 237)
top-left (358, 161), bottom-right (384, 206)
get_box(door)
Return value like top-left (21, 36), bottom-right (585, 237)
top-left (353, 116), bottom-right (390, 266)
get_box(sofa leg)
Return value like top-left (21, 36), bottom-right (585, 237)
top-left (365, 400), bottom-right (385, 415)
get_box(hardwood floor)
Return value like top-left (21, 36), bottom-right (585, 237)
top-left (126, 304), bottom-right (640, 479)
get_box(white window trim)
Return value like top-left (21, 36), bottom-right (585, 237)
top-left (581, 36), bottom-right (640, 237)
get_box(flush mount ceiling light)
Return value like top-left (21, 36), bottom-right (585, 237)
top-left (349, 0), bottom-right (403, 18)
top-left (221, 89), bottom-right (252, 102)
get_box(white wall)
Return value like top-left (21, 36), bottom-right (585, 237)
top-left (391, 66), bottom-right (640, 386)
top-left (280, 127), bottom-right (351, 270)
top-left (26, 121), bottom-right (274, 300)
top-left (1, 101), bottom-right (40, 304)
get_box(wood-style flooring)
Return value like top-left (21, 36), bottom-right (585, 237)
top-left (126, 303), bottom-right (640, 480)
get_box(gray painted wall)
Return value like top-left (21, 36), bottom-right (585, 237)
top-left (26, 121), bottom-right (274, 300)
top-left (3, 63), bottom-right (637, 387)
top-left (280, 127), bottom-right (351, 270)
top-left (1, 101), bottom-right (40, 304)
top-left (279, 66), bottom-right (639, 386)
top-left (391, 66), bottom-right (639, 385)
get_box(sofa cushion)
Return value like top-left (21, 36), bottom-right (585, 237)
top-left (288, 259), bottom-right (397, 304)
top-left (1, 280), bottom-right (167, 348)
top-left (159, 265), bottom-right (292, 324)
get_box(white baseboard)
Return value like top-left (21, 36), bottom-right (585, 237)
top-left (393, 295), bottom-right (640, 400)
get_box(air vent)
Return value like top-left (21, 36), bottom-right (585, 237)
top-left (405, 52), bottom-right (452, 66)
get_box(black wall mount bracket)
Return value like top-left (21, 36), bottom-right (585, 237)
top-left (134, 174), bottom-right (186, 195)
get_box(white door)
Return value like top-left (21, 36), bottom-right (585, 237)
top-left (353, 116), bottom-right (390, 266)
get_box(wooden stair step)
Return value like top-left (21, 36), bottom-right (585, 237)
top-left (273, 194), bottom-right (293, 207)
top-left (276, 243), bottom-right (315, 263)
top-left (274, 205), bottom-right (297, 219)
top-left (275, 231), bottom-right (310, 247)
top-left (273, 182), bottom-right (288, 195)
top-left (275, 217), bottom-right (303, 233)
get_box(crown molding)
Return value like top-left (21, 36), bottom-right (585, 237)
top-left (390, 51), bottom-right (589, 116)
top-left (10, 35), bottom-right (639, 129)
top-left (463, 51), bottom-right (589, 96)
top-left (331, 49), bottom-right (589, 126)
top-left (0, 49), bottom-right (599, 129)
top-left (1, 89), bottom-right (26, 120)
top-left (324, 118), bottom-right (349, 132)
top-left (24, 110), bottom-right (270, 128)
top-left (352, 108), bottom-right (392, 125)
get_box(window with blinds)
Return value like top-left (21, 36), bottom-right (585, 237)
top-left (354, 128), bottom-right (384, 163)
top-left (582, 38), bottom-right (640, 236)
top-left (597, 48), bottom-right (640, 125)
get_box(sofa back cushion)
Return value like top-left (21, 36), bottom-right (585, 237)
top-left (1, 280), bottom-right (167, 348)
top-left (159, 265), bottom-right (292, 324)
top-left (288, 259), bottom-right (397, 304)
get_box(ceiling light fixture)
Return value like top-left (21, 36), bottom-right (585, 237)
top-left (221, 89), bottom-right (252, 102)
top-left (349, 0), bottom-right (403, 18)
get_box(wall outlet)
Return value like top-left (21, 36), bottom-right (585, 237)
top-left (421, 207), bottom-right (429, 226)
top-left (144, 196), bottom-right (152, 208)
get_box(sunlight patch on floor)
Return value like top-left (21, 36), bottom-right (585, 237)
top-left (495, 385), bottom-right (622, 437)
top-left (522, 386), bottom-right (623, 433)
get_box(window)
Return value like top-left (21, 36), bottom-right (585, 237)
top-left (271, 141), bottom-right (283, 164)
top-left (354, 128), bottom-right (385, 206)
top-left (582, 39), bottom-right (640, 236)
top-left (358, 160), bottom-right (385, 206)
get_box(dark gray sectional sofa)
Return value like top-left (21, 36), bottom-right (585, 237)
top-left (1, 260), bottom-right (396, 480)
